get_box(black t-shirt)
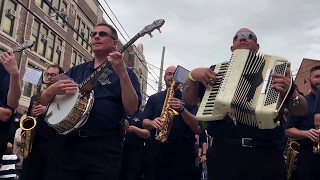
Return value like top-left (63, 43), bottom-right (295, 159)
top-left (142, 89), bottom-right (198, 144)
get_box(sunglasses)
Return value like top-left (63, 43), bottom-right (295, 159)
top-left (233, 32), bottom-right (257, 43)
top-left (90, 31), bottom-right (116, 40)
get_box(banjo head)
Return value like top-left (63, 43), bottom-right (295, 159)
top-left (45, 90), bottom-right (80, 125)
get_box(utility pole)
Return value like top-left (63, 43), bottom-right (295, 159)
top-left (158, 46), bottom-right (165, 92)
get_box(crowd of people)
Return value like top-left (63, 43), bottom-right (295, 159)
top-left (0, 22), bottom-right (319, 180)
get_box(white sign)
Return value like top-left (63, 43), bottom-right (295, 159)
top-left (22, 67), bottom-right (42, 85)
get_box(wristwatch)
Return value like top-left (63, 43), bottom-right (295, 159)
top-left (177, 102), bottom-right (185, 113)
top-left (289, 95), bottom-right (300, 107)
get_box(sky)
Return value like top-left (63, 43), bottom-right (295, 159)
top-left (98, 0), bottom-right (320, 96)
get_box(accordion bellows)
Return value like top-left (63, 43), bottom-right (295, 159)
top-left (196, 49), bottom-right (291, 129)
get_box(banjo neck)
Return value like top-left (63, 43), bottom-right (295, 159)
top-left (79, 19), bottom-right (165, 93)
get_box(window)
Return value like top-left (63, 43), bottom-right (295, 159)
top-left (74, 17), bottom-right (80, 40)
top-left (79, 22), bottom-right (85, 44)
top-left (46, 33), bottom-right (55, 61)
top-left (71, 50), bottom-right (88, 67)
top-left (0, 0), bottom-right (4, 25)
top-left (58, 1), bottom-right (67, 28)
top-left (38, 26), bottom-right (48, 56)
top-left (53, 38), bottom-right (62, 65)
top-left (36, 0), bottom-right (67, 28)
top-left (42, 0), bottom-right (52, 15)
top-left (71, 50), bottom-right (77, 67)
top-left (2, 0), bottom-right (17, 36)
top-left (73, 16), bottom-right (92, 53)
top-left (31, 20), bottom-right (40, 51)
top-left (31, 18), bottom-right (64, 64)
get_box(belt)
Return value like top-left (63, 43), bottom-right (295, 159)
top-left (214, 137), bottom-right (275, 148)
top-left (70, 129), bottom-right (117, 138)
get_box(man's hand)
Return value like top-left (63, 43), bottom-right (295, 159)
top-left (48, 79), bottom-right (78, 95)
top-left (305, 128), bottom-right (320, 142)
top-left (152, 117), bottom-right (163, 130)
top-left (271, 67), bottom-right (291, 98)
top-left (0, 50), bottom-right (19, 76)
top-left (169, 97), bottom-right (184, 112)
top-left (32, 105), bottom-right (47, 116)
top-left (108, 51), bottom-right (126, 76)
top-left (190, 68), bottom-right (217, 89)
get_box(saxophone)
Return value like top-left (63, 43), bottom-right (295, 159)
top-left (19, 84), bottom-right (41, 158)
top-left (313, 129), bottom-right (320, 154)
top-left (155, 81), bottom-right (179, 142)
top-left (284, 138), bottom-right (300, 179)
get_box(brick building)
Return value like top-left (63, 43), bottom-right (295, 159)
top-left (0, 0), bottom-right (148, 113)
top-left (294, 58), bottom-right (320, 96)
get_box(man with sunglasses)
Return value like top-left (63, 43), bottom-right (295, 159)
top-left (182, 28), bottom-right (307, 180)
top-left (40, 23), bottom-right (141, 180)
top-left (22, 64), bottom-right (64, 180)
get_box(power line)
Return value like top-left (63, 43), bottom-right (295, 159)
top-left (97, 0), bottom-right (161, 83)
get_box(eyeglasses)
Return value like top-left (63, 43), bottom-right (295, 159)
top-left (44, 73), bottom-right (57, 77)
top-left (90, 31), bottom-right (116, 40)
top-left (165, 72), bottom-right (174, 76)
top-left (233, 32), bottom-right (257, 43)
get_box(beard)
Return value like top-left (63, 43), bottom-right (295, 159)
top-left (311, 82), bottom-right (319, 92)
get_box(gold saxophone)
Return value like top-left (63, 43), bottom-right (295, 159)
top-left (20, 84), bottom-right (41, 158)
top-left (313, 129), bottom-right (320, 154)
top-left (155, 81), bottom-right (179, 142)
top-left (284, 138), bottom-right (300, 179)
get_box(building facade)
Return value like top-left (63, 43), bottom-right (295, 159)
top-left (0, 0), bottom-right (148, 113)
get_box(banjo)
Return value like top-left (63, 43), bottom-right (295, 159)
top-left (45, 19), bottom-right (165, 134)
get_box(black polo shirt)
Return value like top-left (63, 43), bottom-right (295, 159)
top-left (124, 110), bottom-right (145, 152)
top-left (0, 64), bottom-right (13, 130)
top-left (287, 93), bottom-right (316, 147)
top-left (198, 82), bottom-right (283, 141)
top-left (142, 89), bottom-right (198, 144)
top-left (66, 60), bottom-right (141, 131)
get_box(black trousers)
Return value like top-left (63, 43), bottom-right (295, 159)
top-left (296, 146), bottom-right (320, 180)
top-left (58, 134), bottom-right (122, 180)
top-left (207, 142), bottom-right (286, 180)
top-left (147, 140), bottom-right (196, 180)
top-left (120, 150), bottom-right (143, 180)
top-left (22, 134), bottom-right (63, 180)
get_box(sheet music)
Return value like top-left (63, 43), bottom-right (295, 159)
top-left (173, 65), bottom-right (190, 84)
top-left (22, 67), bottom-right (42, 85)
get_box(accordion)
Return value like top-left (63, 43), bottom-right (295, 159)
top-left (196, 49), bottom-right (291, 129)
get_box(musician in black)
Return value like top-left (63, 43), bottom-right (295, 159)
top-left (40, 23), bottom-right (141, 180)
top-left (120, 105), bottom-right (150, 180)
top-left (22, 64), bottom-right (64, 180)
top-left (0, 50), bottom-right (21, 163)
top-left (286, 66), bottom-right (320, 180)
top-left (182, 28), bottom-right (307, 180)
top-left (142, 66), bottom-right (200, 180)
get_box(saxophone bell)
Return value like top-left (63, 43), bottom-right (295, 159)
top-left (19, 116), bottom-right (37, 158)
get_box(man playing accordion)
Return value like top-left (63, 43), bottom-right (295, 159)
top-left (183, 28), bottom-right (307, 180)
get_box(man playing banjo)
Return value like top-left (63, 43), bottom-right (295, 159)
top-left (40, 23), bottom-right (141, 180)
